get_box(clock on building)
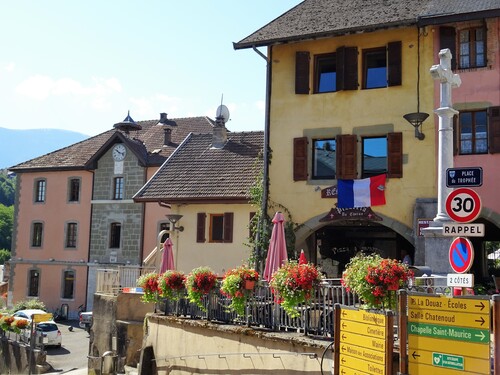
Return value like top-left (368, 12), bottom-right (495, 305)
top-left (112, 144), bottom-right (127, 161)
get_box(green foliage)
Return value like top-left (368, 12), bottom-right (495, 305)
top-left (12, 298), bottom-right (46, 312)
top-left (0, 204), bottom-right (13, 251)
top-left (0, 173), bottom-right (15, 207)
top-left (0, 249), bottom-right (10, 264)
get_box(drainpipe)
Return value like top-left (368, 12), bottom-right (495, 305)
top-left (252, 45), bottom-right (272, 272)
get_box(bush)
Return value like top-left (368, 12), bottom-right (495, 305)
top-left (12, 298), bottom-right (46, 312)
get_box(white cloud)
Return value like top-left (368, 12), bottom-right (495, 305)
top-left (129, 94), bottom-right (183, 119)
top-left (4, 62), bottom-right (15, 72)
top-left (15, 75), bottom-right (122, 104)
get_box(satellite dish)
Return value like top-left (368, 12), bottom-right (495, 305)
top-left (216, 105), bottom-right (230, 124)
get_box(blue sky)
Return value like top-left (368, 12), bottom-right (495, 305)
top-left (0, 1), bottom-right (300, 136)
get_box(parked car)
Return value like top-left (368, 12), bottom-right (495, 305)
top-left (79, 311), bottom-right (92, 332)
top-left (13, 309), bottom-right (48, 321)
top-left (33, 321), bottom-right (62, 348)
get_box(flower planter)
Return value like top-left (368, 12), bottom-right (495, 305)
top-left (244, 280), bottom-right (256, 290)
top-left (387, 283), bottom-right (399, 291)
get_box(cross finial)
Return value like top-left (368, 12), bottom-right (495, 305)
top-left (430, 48), bottom-right (461, 108)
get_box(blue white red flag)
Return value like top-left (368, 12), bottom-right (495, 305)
top-left (337, 174), bottom-right (386, 208)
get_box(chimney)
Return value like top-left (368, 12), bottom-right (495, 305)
top-left (164, 127), bottom-right (172, 145)
top-left (212, 116), bottom-right (227, 148)
top-left (159, 113), bottom-right (168, 124)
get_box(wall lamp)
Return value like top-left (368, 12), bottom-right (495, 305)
top-left (166, 214), bottom-right (184, 232)
top-left (403, 112), bottom-right (429, 140)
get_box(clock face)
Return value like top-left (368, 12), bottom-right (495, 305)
top-left (112, 144), bottom-right (126, 161)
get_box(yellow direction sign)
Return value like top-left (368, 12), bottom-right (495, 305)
top-left (340, 319), bottom-right (386, 338)
top-left (339, 354), bottom-right (385, 374)
top-left (408, 347), bottom-right (490, 374)
top-left (340, 308), bottom-right (386, 327)
top-left (339, 343), bottom-right (385, 364)
top-left (32, 313), bottom-right (53, 323)
top-left (408, 295), bottom-right (489, 315)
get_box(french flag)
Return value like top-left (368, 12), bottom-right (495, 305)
top-left (337, 174), bottom-right (386, 208)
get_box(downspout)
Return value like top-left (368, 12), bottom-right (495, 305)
top-left (252, 45), bottom-right (272, 272)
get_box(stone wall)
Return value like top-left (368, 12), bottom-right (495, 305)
top-left (0, 335), bottom-right (48, 374)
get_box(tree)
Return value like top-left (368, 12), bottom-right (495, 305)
top-left (0, 204), bottom-right (13, 251)
top-left (0, 172), bottom-right (15, 207)
top-left (0, 249), bottom-right (10, 264)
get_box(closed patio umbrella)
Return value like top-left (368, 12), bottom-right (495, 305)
top-left (263, 212), bottom-right (288, 281)
top-left (160, 238), bottom-right (175, 273)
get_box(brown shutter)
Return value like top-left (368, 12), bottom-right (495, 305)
top-left (337, 46), bottom-right (358, 91)
top-left (453, 115), bottom-right (458, 156)
top-left (223, 212), bottom-right (233, 243)
top-left (387, 41), bottom-right (402, 87)
top-left (439, 27), bottom-right (457, 70)
top-left (336, 134), bottom-right (357, 179)
top-left (295, 51), bottom-right (310, 94)
top-left (387, 132), bottom-right (403, 178)
top-left (196, 213), bottom-right (206, 243)
top-left (293, 137), bottom-right (308, 181)
top-left (488, 106), bottom-right (500, 154)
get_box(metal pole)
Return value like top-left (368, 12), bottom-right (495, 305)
top-left (493, 294), bottom-right (500, 375)
top-left (398, 290), bottom-right (408, 375)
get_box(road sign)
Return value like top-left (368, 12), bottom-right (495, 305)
top-left (408, 295), bottom-right (488, 315)
top-left (442, 223), bottom-right (485, 237)
top-left (445, 188), bottom-right (482, 223)
top-left (446, 167), bottom-right (483, 187)
top-left (408, 348), bottom-right (490, 374)
top-left (449, 237), bottom-right (474, 273)
top-left (447, 273), bottom-right (474, 287)
top-left (32, 313), bottom-right (53, 323)
top-left (408, 322), bottom-right (488, 343)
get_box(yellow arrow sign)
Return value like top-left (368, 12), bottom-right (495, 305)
top-left (408, 336), bottom-right (489, 359)
top-left (339, 353), bottom-right (385, 375)
top-left (408, 295), bottom-right (489, 315)
top-left (32, 313), bottom-right (53, 323)
top-left (339, 343), bottom-right (385, 365)
top-left (340, 331), bottom-right (386, 352)
top-left (340, 308), bottom-right (386, 327)
top-left (408, 349), bottom-right (489, 374)
top-left (340, 319), bottom-right (386, 338)
top-left (408, 308), bottom-right (489, 329)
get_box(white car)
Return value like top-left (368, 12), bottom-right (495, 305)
top-left (33, 321), bottom-right (62, 348)
top-left (13, 309), bottom-right (48, 321)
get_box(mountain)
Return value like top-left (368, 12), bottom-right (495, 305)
top-left (0, 127), bottom-right (89, 169)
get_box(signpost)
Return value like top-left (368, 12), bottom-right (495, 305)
top-left (407, 294), bottom-right (490, 375)
top-left (449, 237), bottom-right (474, 274)
top-left (334, 306), bottom-right (393, 375)
top-left (445, 188), bottom-right (482, 223)
top-left (442, 223), bottom-right (485, 237)
top-left (446, 167), bottom-right (483, 187)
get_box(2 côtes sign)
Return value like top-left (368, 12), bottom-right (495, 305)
top-left (445, 188), bottom-right (482, 223)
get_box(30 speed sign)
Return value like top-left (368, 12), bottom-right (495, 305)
top-left (445, 188), bottom-right (482, 223)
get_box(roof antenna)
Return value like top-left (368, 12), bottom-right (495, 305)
top-left (215, 94), bottom-right (230, 124)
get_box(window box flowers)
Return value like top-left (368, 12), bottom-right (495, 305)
top-left (159, 270), bottom-right (186, 301)
top-left (270, 261), bottom-right (323, 318)
top-left (220, 265), bottom-right (259, 316)
top-left (0, 313), bottom-right (29, 334)
top-left (137, 272), bottom-right (160, 303)
top-left (341, 253), bottom-right (414, 310)
top-left (185, 267), bottom-right (218, 311)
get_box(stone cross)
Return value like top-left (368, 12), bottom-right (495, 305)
top-left (430, 49), bottom-right (461, 223)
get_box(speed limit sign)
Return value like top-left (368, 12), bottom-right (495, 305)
top-left (445, 188), bottom-right (482, 223)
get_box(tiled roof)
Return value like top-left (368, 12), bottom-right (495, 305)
top-left (234, 0), bottom-right (500, 49)
top-left (134, 131), bottom-right (264, 202)
top-left (9, 116), bottom-right (214, 172)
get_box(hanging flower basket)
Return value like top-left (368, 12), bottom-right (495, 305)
top-left (0, 314), bottom-right (29, 334)
top-left (341, 253), bottom-right (414, 310)
top-left (220, 265), bottom-right (260, 316)
top-left (137, 272), bottom-right (160, 303)
top-left (185, 267), bottom-right (218, 311)
top-left (269, 261), bottom-right (323, 318)
top-left (159, 270), bottom-right (186, 301)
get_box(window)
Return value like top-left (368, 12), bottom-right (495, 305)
top-left (458, 110), bottom-right (487, 154)
top-left (68, 178), bottom-right (80, 202)
top-left (62, 270), bottom-right (75, 299)
top-left (362, 42), bottom-right (401, 89)
top-left (28, 269), bottom-right (40, 297)
top-left (159, 222), bottom-right (170, 243)
top-left (459, 28), bottom-right (486, 69)
top-left (362, 137), bottom-right (388, 178)
top-left (198, 212), bottom-right (233, 243)
top-left (34, 179), bottom-right (46, 203)
top-left (314, 53), bottom-right (336, 93)
top-left (66, 222), bottom-right (78, 248)
top-left (32, 222), bottom-right (43, 247)
top-left (312, 139), bottom-right (336, 179)
top-left (113, 177), bottom-right (124, 200)
top-left (109, 222), bottom-right (121, 248)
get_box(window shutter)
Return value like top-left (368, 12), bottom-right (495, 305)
top-left (439, 27), bottom-right (457, 70)
top-left (196, 213), bottom-right (206, 243)
top-left (223, 212), bottom-right (234, 243)
top-left (387, 132), bottom-right (403, 178)
top-left (337, 46), bottom-right (358, 91)
top-left (453, 115), bottom-right (458, 156)
top-left (336, 134), bottom-right (357, 179)
top-left (488, 106), bottom-right (500, 154)
top-left (387, 41), bottom-right (402, 87)
top-left (293, 137), bottom-right (308, 181)
top-left (295, 51), bottom-right (310, 94)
